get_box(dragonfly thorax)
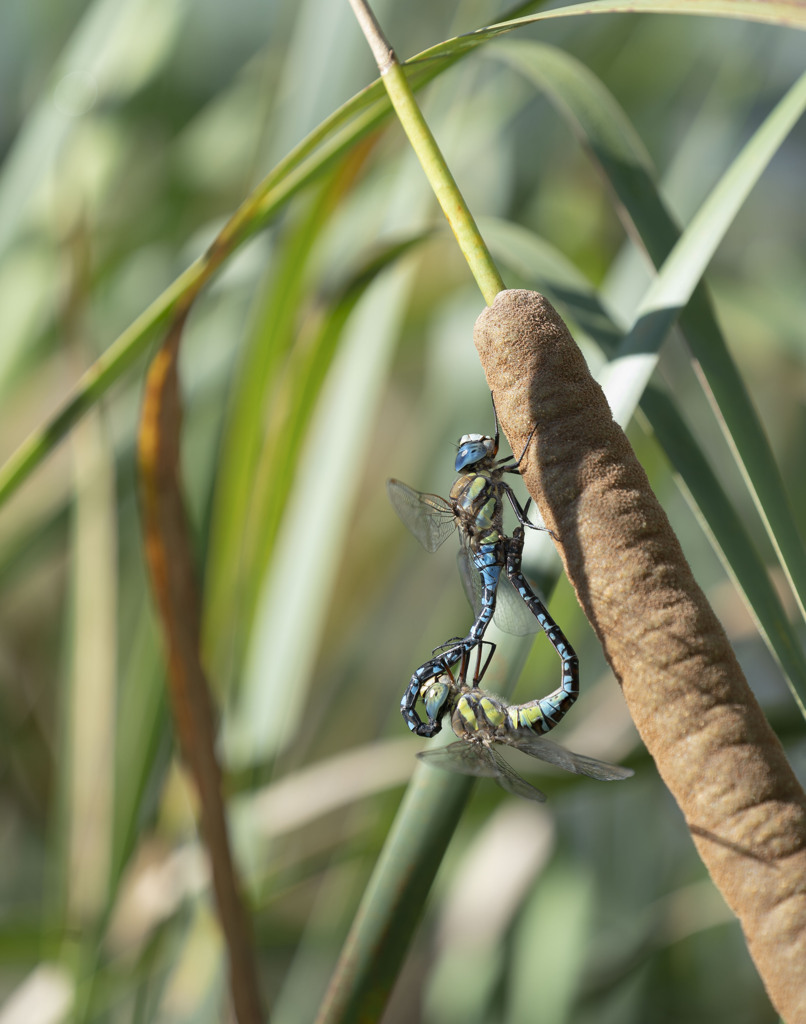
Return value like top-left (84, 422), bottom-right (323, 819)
top-left (454, 690), bottom-right (509, 737)
top-left (455, 433), bottom-right (498, 472)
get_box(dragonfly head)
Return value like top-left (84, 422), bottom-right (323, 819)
top-left (455, 433), bottom-right (498, 472)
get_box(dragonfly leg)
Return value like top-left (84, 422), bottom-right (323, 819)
top-left (469, 639), bottom-right (496, 685)
top-left (493, 417), bottom-right (539, 472)
top-left (432, 636), bottom-right (467, 654)
top-left (503, 528), bottom-right (579, 734)
top-left (503, 483), bottom-right (555, 537)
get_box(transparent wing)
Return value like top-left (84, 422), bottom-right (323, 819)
top-left (418, 741), bottom-right (547, 802)
top-left (458, 545), bottom-right (540, 637)
top-left (485, 745), bottom-right (548, 802)
top-left (418, 740), bottom-right (502, 779)
top-left (387, 479), bottom-right (456, 553)
top-left (500, 731), bottom-right (634, 782)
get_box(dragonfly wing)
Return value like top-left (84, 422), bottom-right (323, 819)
top-left (502, 731), bottom-right (634, 782)
top-left (457, 545), bottom-right (538, 636)
top-left (387, 479), bottom-right (456, 553)
top-left (486, 745), bottom-right (548, 802)
top-left (492, 575), bottom-right (541, 636)
top-left (457, 544), bottom-right (482, 617)
top-left (418, 742), bottom-right (547, 802)
top-left (418, 741), bottom-right (502, 779)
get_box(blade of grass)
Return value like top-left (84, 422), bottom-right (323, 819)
top-left (240, 234), bottom-right (434, 653)
top-left (45, 216), bottom-right (119, 1023)
top-left (314, 766), bottom-right (474, 1024)
top-left (202, 153), bottom-right (373, 685)
top-left (419, 0), bottom-right (806, 58)
top-left (609, 71), bottom-right (806, 627)
top-left (224, 261), bottom-right (415, 765)
top-left (66, 410), bottom-right (117, 924)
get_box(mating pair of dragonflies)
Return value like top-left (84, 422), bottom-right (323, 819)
top-left (387, 405), bottom-right (632, 802)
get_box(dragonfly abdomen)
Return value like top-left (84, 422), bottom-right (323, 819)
top-left (454, 685), bottom-right (578, 743)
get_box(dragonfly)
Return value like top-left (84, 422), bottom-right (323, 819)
top-left (388, 409), bottom-right (579, 737)
top-left (417, 644), bottom-right (633, 802)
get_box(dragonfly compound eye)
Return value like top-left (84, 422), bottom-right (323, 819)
top-left (455, 434), bottom-right (495, 472)
top-left (422, 678), bottom-right (450, 722)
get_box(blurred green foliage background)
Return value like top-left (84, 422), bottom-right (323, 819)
top-left (0, 1), bottom-right (804, 1021)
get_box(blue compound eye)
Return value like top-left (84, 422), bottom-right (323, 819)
top-left (455, 434), bottom-right (492, 471)
top-left (423, 679), bottom-right (450, 721)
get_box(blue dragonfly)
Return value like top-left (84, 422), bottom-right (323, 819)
top-left (388, 410), bottom-right (578, 737)
top-left (417, 643), bottom-right (633, 802)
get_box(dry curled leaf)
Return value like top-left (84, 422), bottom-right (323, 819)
top-left (138, 308), bottom-right (263, 1024)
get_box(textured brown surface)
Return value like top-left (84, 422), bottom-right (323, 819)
top-left (474, 289), bottom-right (806, 1023)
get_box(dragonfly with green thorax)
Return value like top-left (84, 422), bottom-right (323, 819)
top-left (416, 642), bottom-right (633, 802)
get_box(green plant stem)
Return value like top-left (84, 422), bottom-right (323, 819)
top-left (348, 0), bottom-right (504, 305)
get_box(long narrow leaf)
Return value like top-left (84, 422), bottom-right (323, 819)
top-left (419, 0), bottom-right (806, 59)
top-left (203, 161), bottom-right (366, 684)
top-left (242, 234), bottom-right (432, 635)
top-left (138, 309), bottom-right (263, 1023)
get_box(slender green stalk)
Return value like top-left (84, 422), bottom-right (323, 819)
top-left (348, 0), bottom-right (504, 305)
top-left (315, 768), bottom-right (473, 1024)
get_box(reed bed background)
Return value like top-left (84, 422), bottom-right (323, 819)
top-left (0, 1), bottom-right (804, 1021)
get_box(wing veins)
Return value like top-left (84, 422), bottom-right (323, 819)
top-left (387, 479), bottom-right (456, 552)
top-left (499, 731), bottom-right (634, 781)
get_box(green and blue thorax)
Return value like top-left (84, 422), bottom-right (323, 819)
top-left (449, 468), bottom-right (506, 558)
